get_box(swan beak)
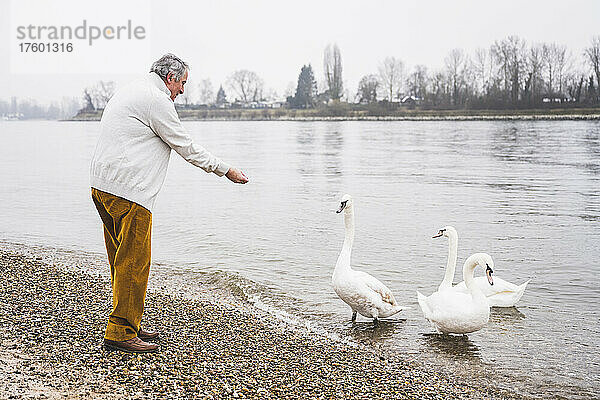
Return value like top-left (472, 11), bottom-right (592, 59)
top-left (486, 265), bottom-right (494, 286)
top-left (432, 231), bottom-right (443, 238)
top-left (336, 201), bottom-right (347, 213)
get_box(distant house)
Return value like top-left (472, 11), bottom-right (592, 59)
top-left (542, 97), bottom-right (567, 103)
top-left (2, 113), bottom-right (24, 120)
top-left (256, 101), bottom-right (284, 109)
top-left (400, 95), bottom-right (421, 105)
top-left (235, 100), bottom-right (284, 109)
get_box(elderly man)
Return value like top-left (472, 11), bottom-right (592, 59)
top-left (90, 53), bottom-right (248, 353)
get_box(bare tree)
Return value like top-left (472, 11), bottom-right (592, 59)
top-left (60, 96), bottom-right (82, 119)
top-left (523, 44), bottom-right (545, 102)
top-left (284, 81), bottom-right (296, 99)
top-left (317, 79), bottom-right (329, 97)
top-left (356, 74), bottom-right (379, 103)
top-left (82, 88), bottom-right (95, 111)
top-left (445, 49), bottom-right (468, 105)
top-left (378, 57), bottom-right (404, 101)
top-left (542, 44), bottom-right (555, 94)
top-left (82, 81), bottom-right (114, 110)
top-left (542, 43), bottom-right (570, 95)
top-left (492, 36), bottom-right (527, 103)
top-left (473, 48), bottom-right (492, 96)
top-left (0, 99), bottom-right (8, 116)
top-left (584, 36), bottom-right (600, 98)
top-left (94, 81), bottom-right (116, 109)
top-left (565, 69), bottom-right (585, 102)
top-left (324, 43), bottom-right (344, 101)
top-left (47, 102), bottom-right (60, 119)
top-left (429, 71), bottom-right (450, 106)
top-left (197, 79), bottom-right (214, 105)
top-left (556, 47), bottom-right (571, 95)
top-left (226, 70), bottom-right (264, 103)
top-left (263, 88), bottom-right (279, 102)
top-left (542, 43), bottom-right (569, 95)
top-left (406, 65), bottom-right (429, 99)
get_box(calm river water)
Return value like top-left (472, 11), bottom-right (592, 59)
top-left (1, 120), bottom-right (599, 398)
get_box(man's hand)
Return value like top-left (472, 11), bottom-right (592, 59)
top-left (226, 168), bottom-right (249, 184)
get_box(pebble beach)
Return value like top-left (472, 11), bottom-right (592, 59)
top-left (0, 246), bottom-right (529, 400)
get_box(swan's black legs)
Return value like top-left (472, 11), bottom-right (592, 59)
top-left (351, 311), bottom-right (357, 322)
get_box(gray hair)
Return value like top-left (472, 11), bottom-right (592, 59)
top-left (150, 53), bottom-right (189, 81)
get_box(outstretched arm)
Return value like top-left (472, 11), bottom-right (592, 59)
top-left (149, 96), bottom-right (231, 176)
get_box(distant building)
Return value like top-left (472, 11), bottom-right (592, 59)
top-left (542, 97), bottom-right (569, 103)
top-left (400, 95), bottom-right (421, 105)
top-left (232, 100), bottom-right (285, 109)
top-left (2, 112), bottom-right (24, 120)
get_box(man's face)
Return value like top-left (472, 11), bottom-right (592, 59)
top-left (165, 69), bottom-right (188, 101)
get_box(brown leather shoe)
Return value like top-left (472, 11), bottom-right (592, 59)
top-left (104, 337), bottom-right (158, 353)
top-left (138, 328), bottom-right (159, 341)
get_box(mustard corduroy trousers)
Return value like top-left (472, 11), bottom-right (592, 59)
top-left (91, 188), bottom-right (152, 341)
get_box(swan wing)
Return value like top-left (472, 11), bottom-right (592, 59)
top-left (477, 277), bottom-right (530, 307)
top-left (454, 276), bottom-right (524, 295)
top-left (417, 291), bottom-right (431, 319)
top-left (354, 271), bottom-right (398, 306)
top-left (453, 276), bottom-right (529, 307)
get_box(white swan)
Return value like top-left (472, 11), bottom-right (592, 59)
top-left (417, 253), bottom-right (494, 334)
top-left (332, 194), bottom-right (403, 323)
top-left (433, 226), bottom-right (529, 307)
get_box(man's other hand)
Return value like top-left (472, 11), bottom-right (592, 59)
top-left (226, 168), bottom-right (249, 184)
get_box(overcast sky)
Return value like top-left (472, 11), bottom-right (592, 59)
top-left (1, 0), bottom-right (599, 104)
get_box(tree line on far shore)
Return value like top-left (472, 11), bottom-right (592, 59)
top-left (3, 35), bottom-right (600, 120)
top-left (286, 36), bottom-right (600, 110)
top-left (79, 34), bottom-right (600, 114)
top-left (182, 35), bottom-right (600, 111)
top-left (0, 96), bottom-right (81, 120)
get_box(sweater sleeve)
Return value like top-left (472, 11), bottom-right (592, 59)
top-left (148, 97), bottom-right (230, 176)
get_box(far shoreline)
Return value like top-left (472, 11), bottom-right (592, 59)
top-left (67, 107), bottom-right (600, 122)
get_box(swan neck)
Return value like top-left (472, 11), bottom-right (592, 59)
top-left (463, 257), bottom-right (485, 299)
top-left (343, 207), bottom-right (355, 248)
top-left (334, 208), bottom-right (354, 273)
top-left (439, 234), bottom-right (458, 290)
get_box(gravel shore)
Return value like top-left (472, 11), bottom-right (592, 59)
top-left (0, 247), bottom-right (526, 400)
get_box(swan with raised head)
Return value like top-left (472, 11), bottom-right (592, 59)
top-left (433, 226), bottom-right (529, 307)
top-left (417, 253), bottom-right (494, 334)
top-left (332, 194), bottom-right (403, 323)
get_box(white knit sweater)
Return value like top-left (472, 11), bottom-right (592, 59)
top-left (90, 72), bottom-right (230, 211)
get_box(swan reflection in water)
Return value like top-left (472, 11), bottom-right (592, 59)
top-left (420, 333), bottom-right (482, 362)
top-left (489, 306), bottom-right (526, 329)
top-left (345, 318), bottom-right (407, 344)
